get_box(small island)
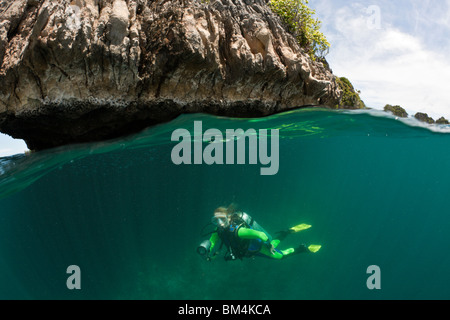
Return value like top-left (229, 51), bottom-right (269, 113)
top-left (383, 104), bottom-right (449, 125)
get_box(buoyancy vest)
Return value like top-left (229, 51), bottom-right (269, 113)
top-left (218, 212), bottom-right (268, 260)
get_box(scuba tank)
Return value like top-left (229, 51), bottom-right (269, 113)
top-left (220, 212), bottom-right (272, 261)
top-left (240, 212), bottom-right (272, 242)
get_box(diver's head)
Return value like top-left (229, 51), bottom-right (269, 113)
top-left (212, 207), bottom-right (230, 229)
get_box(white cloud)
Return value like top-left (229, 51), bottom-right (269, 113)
top-left (319, 2), bottom-right (450, 119)
top-left (0, 134), bottom-right (28, 157)
top-left (437, 0), bottom-right (450, 30)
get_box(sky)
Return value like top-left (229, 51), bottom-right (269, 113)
top-left (309, 0), bottom-right (450, 119)
top-left (1, 0), bottom-right (450, 157)
top-left (0, 133), bottom-right (28, 158)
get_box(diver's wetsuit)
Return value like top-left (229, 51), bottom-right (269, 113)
top-left (209, 216), bottom-right (297, 260)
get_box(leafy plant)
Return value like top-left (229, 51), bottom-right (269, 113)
top-left (268, 0), bottom-right (330, 60)
top-left (335, 77), bottom-right (366, 109)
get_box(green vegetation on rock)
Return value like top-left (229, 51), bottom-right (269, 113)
top-left (436, 117), bottom-right (450, 125)
top-left (335, 77), bottom-right (365, 109)
top-left (384, 104), bottom-right (408, 118)
top-left (414, 112), bottom-right (435, 124)
top-left (382, 106), bottom-right (450, 125)
top-left (268, 0), bottom-right (330, 60)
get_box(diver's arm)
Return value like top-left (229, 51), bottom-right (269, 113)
top-left (209, 232), bottom-right (220, 255)
top-left (238, 227), bottom-right (276, 254)
top-left (237, 227), bottom-right (269, 242)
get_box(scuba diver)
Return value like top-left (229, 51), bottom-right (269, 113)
top-left (197, 207), bottom-right (321, 261)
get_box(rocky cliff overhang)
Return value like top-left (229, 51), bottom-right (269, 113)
top-left (0, 0), bottom-right (341, 150)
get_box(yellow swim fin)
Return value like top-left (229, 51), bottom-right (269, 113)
top-left (289, 223), bottom-right (312, 233)
top-left (308, 245), bottom-right (321, 253)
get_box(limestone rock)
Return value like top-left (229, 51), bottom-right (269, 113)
top-left (0, 0), bottom-right (342, 150)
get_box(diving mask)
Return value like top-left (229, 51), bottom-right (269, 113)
top-left (211, 213), bottom-right (229, 228)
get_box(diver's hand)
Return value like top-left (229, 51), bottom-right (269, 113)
top-left (269, 243), bottom-right (276, 255)
top-left (264, 240), bottom-right (276, 254)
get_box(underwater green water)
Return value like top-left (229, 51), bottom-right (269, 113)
top-left (1, 108), bottom-right (450, 300)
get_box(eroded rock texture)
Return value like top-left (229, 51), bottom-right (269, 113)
top-left (0, 0), bottom-right (341, 150)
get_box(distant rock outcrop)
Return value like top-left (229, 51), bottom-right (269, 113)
top-left (0, 0), bottom-right (344, 150)
top-left (414, 113), bottom-right (435, 124)
top-left (384, 104), bottom-right (408, 118)
top-left (436, 117), bottom-right (450, 125)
